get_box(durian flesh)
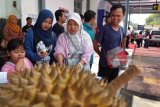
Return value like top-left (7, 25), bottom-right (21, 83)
top-left (0, 63), bottom-right (137, 107)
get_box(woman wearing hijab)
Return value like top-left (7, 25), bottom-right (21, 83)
top-left (2, 15), bottom-right (23, 47)
top-left (24, 9), bottom-right (57, 65)
top-left (54, 13), bottom-right (93, 71)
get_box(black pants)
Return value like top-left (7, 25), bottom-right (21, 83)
top-left (126, 36), bottom-right (130, 48)
top-left (137, 39), bottom-right (142, 48)
top-left (0, 57), bottom-right (4, 69)
top-left (90, 64), bottom-right (92, 69)
top-left (130, 39), bottom-right (134, 44)
top-left (144, 39), bottom-right (149, 48)
top-left (98, 65), bottom-right (119, 83)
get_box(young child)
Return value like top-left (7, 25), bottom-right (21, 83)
top-left (1, 38), bottom-right (33, 73)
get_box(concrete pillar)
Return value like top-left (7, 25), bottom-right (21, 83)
top-left (38, 0), bottom-right (45, 12)
top-left (124, 0), bottom-right (129, 34)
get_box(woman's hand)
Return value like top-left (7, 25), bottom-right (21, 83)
top-left (38, 52), bottom-right (48, 58)
top-left (74, 62), bottom-right (83, 70)
top-left (57, 62), bottom-right (63, 68)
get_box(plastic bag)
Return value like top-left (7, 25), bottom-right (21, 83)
top-left (106, 47), bottom-right (127, 68)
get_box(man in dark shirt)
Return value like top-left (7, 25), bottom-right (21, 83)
top-left (94, 4), bottom-right (127, 83)
top-left (22, 17), bottom-right (33, 34)
top-left (52, 10), bottom-right (66, 38)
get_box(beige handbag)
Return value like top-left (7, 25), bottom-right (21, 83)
top-left (1, 39), bottom-right (7, 48)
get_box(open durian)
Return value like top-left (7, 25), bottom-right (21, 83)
top-left (0, 63), bottom-right (140, 107)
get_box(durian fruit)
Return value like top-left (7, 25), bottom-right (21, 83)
top-left (0, 63), bottom-right (140, 107)
top-left (47, 94), bottom-right (62, 107)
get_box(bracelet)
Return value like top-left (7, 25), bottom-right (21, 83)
top-left (77, 63), bottom-right (83, 69)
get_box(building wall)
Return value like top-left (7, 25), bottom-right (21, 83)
top-left (0, 0), bottom-right (103, 27)
top-left (82, 0), bottom-right (87, 14)
top-left (0, 0), bottom-right (21, 18)
top-left (21, 0), bottom-right (39, 26)
top-left (0, 0), bottom-right (38, 27)
top-left (0, 0), bottom-right (7, 18)
top-left (45, 0), bottom-right (74, 13)
top-left (90, 0), bottom-right (100, 14)
top-left (44, 0), bottom-right (100, 23)
top-left (44, 0), bottom-right (74, 24)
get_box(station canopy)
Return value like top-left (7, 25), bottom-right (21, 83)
top-left (107, 0), bottom-right (160, 14)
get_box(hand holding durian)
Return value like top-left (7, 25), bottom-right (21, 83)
top-left (0, 63), bottom-right (140, 107)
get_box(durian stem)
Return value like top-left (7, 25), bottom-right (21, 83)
top-left (105, 65), bottom-right (140, 97)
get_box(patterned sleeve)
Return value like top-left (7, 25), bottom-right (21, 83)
top-left (81, 31), bottom-right (94, 64)
top-left (24, 57), bottom-right (33, 69)
top-left (54, 33), bottom-right (68, 58)
top-left (1, 62), bottom-right (15, 73)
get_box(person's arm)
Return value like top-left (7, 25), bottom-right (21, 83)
top-left (22, 26), bottom-right (26, 36)
top-left (93, 26), bottom-right (105, 56)
top-left (24, 29), bottom-right (41, 62)
top-left (93, 39), bottom-right (100, 56)
top-left (121, 27), bottom-right (127, 49)
top-left (22, 26), bottom-right (25, 33)
top-left (56, 53), bottom-right (64, 66)
top-left (3, 25), bottom-right (10, 41)
top-left (54, 33), bottom-right (67, 65)
top-left (53, 32), bottom-right (57, 48)
top-left (122, 37), bottom-right (127, 49)
top-left (75, 59), bottom-right (85, 69)
top-left (18, 29), bottom-right (24, 40)
top-left (15, 58), bottom-right (25, 73)
top-left (81, 32), bottom-right (94, 65)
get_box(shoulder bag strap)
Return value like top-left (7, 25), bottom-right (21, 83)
top-left (120, 27), bottom-right (123, 43)
top-left (66, 33), bottom-right (79, 51)
top-left (51, 32), bottom-right (55, 48)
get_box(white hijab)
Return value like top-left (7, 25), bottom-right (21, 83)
top-left (65, 13), bottom-right (93, 69)
top-left (66, 13), bottom-right (84, 36)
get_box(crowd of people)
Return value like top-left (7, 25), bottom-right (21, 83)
top-left (126, 27), bottom-right (151, 49)
top-left (0, 4), bottom-right (131, 84)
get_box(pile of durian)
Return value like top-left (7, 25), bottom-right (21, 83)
top-left (0, 64), bottom-right (140, 107)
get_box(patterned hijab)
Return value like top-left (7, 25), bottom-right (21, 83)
top-left (33, 9), bottom-right (54, 46)
top-left (7, 15), bottom-right (20, 33)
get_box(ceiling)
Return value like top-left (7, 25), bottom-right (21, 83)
top-left (107, 0), bottom-right (160, 14)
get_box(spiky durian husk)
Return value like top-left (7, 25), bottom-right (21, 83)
top-left (0, 63), bottom-right (139, 107)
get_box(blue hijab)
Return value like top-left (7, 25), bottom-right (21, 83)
top-left (34, 9), bottom-right (53, 46)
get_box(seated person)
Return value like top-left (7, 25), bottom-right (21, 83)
top-left (2, 15), bottom-right (23, 48)
top-left (1, 38), bottom-right (33, 79)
